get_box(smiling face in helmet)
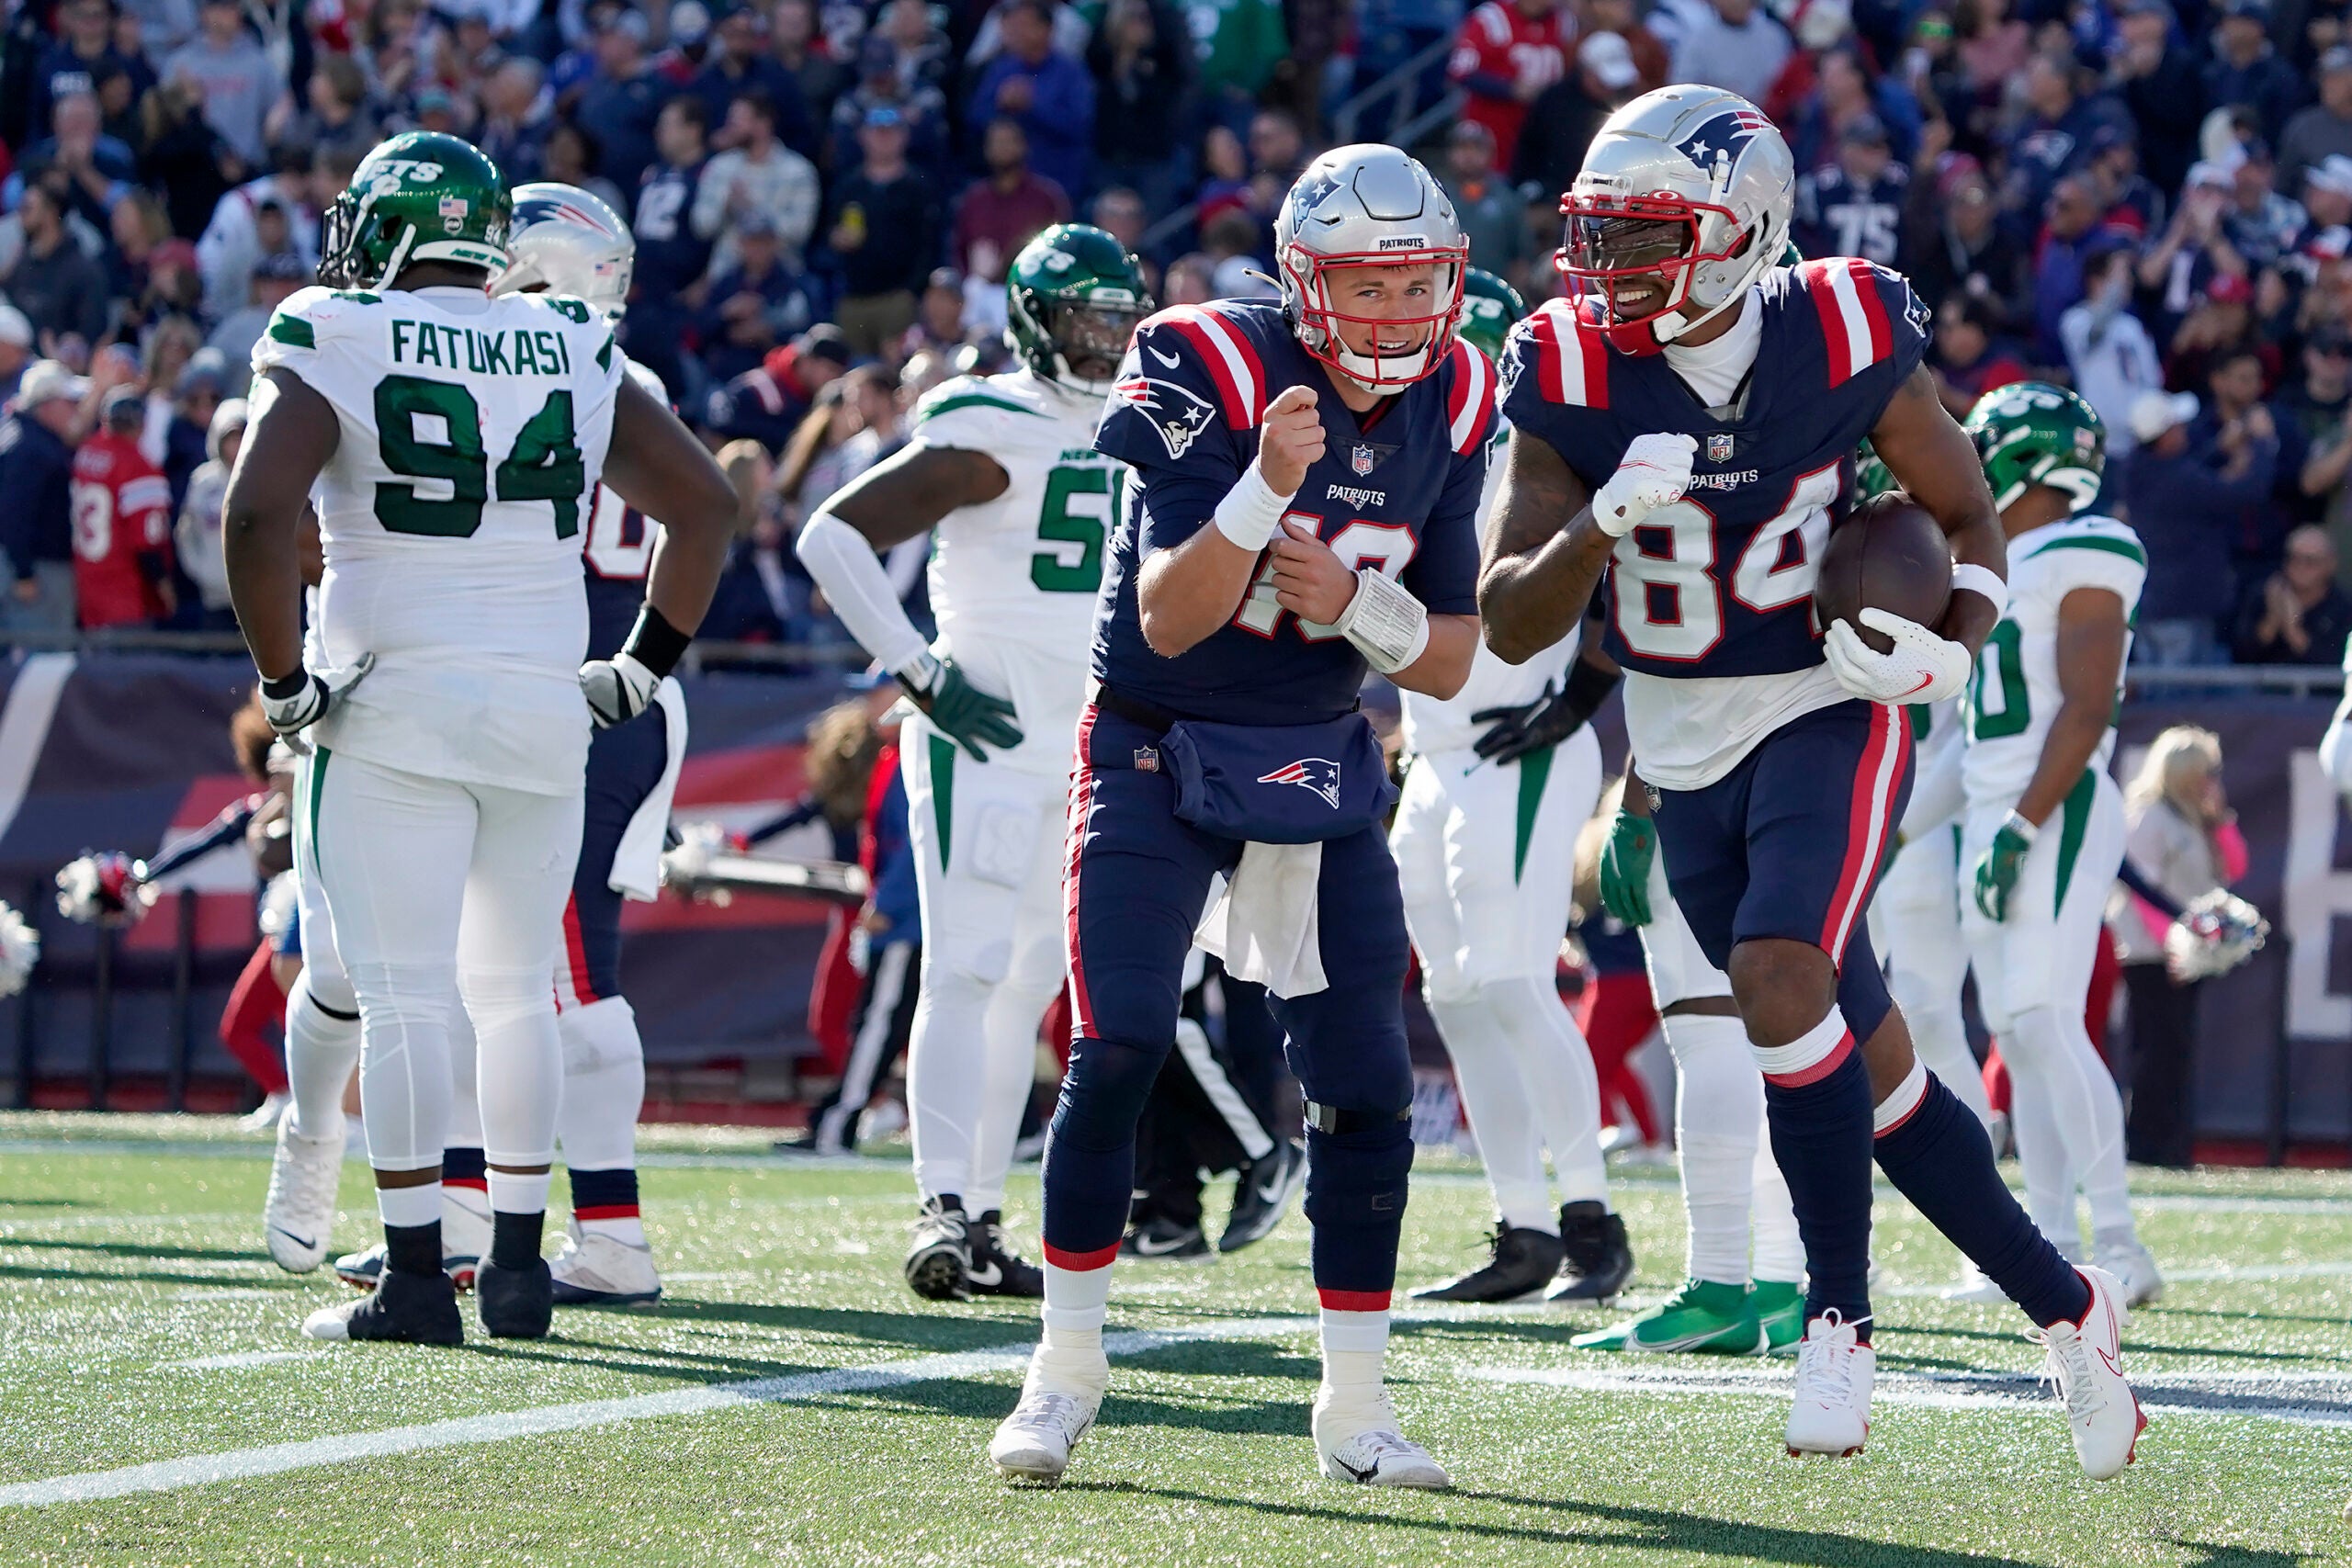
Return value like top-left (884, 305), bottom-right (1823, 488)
top-left (1321, 263), bottom-right (1444, 361)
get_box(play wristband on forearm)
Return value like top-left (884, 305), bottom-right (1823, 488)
top-left (621, 604), bottom-right (694, 679)
top-left (1212, 458), bottom-right (1293, 552)
top-left (1334, 569), bottom-right (1429, 673)
top-left (1950, 562), bottom-right (2009, 620)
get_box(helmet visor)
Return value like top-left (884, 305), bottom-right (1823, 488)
top-left (1048, 297), bottom-right (1149, 383)
top-left (1555, 191), bottom-right (1747, 326)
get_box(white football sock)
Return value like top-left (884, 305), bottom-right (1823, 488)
top-left (489, 1168), bottom-right (552, 1215)
top-left (377, 1180), bottom-right (439, 1230)
top-left (1485, 975), bottom-right (1608, 1207)
top-left (1319, 1305), bottom-right (1389, 1394)
top-left (283, 968), bottom-right (361, 1143)
top-left (1430, 993), bottom-right (1554, 1233)
top-left (1663, 1011), bottom-right (1758, 1287)
top-left (1042, 1259), bottom-right (1112, 1352)
top-left (1749, 1100), bottom-right (1805, 1284)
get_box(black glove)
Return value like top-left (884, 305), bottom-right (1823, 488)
top-left (1471, 660), bottom-right (1622, 764)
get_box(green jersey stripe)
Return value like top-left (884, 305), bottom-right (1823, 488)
top-left (916, 394), bottom-right (1049, 424)
top-left (2029, 535), bottom-right (2145, 567)
top-left (1512, 744), bottom-right (1554, 884)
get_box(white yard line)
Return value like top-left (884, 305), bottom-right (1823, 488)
top-left (163, 1351), bottom-right (327, 1371)
top-left (1881, 1258), bottom-right (2352, 1297)
top-left (0, 1314), bottom-right (1313, 1510)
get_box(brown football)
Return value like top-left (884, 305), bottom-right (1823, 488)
top-left (1814, 491), bottom-right (1953, 655)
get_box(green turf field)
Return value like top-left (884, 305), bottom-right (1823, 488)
top-left (1, 1111), bottom-right (2347, 1567)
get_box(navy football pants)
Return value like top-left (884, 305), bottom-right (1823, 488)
top-left (1049, 706), bottom-right (1414, 1307)
top-left (555, 703), bottom-right (672, 1008)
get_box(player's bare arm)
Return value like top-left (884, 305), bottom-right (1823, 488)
top-left (1869, 365), bottom-right (2007, 657)
top-left (1476, 426), bottom-right (1607, 663)
top-left (824, 444), bottom-right (1010, 548)
top-left (2012, 588), bottom-right (2129, 829)
top-left (1137, 384), bottom-right (1324, 658)
top-left (224, 368), bottom-right (341, 686)
top-left (603, 374), bottom-right (737, 637)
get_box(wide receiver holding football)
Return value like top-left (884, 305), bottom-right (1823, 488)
top-left (989, 144), bottom-right (1490, 1489)
top-left (1477, 86), bottom-right (2142, 1475)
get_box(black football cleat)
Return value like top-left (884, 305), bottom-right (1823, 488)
top-left (1220, 1138), bottom-right (1307, 1253)
top-left (905, 1196), bottom-right (972, 1301)
top-left (1412, 1224), bottom-right (1566, 1303)
top-left (967, 1211), bottom-right (1045, 1298)
top-left (302, 1266), bottom-right (464, 1345)
top-left (1119, 1214), bottom-right (1212, 1261)
top-left (476, 1258), bottom-right (556, 1339)
top-left (1547, 1200), bottom-right (1634, 1303)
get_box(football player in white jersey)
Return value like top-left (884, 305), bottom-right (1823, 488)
top-left (793, 223), bottom-right (1151, 1302)
top-left (223, 133), bottom-right (737, 1347)
top-left (1956, 382), bottom-right (2162, 1307)
top-left (1394, 270), bottom-right (1633, 1305)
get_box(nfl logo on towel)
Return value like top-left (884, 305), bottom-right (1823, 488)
top-left (1706, 433), bottom-right (1734, 463)
top-left (1351, 444), bottom-right (1376, 476)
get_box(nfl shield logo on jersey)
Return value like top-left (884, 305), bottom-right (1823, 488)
top-left (1351, 445), bottom-right (1376, 476)
top-left (1134, 747), bottom-right (1159, 773)
top-left (1707, 433), bottom-right (1735, 463)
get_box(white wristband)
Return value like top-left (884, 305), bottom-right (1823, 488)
top-left (2000, 809), bottom-right (2039, 844)
top-left (1212, 458), bottom-right (1293, 553)
top-left (1334, 569), bottom-right (1430, 674)
top-left (1950, 562), bottom-right (2008, 620)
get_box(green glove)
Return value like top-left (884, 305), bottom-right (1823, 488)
top-left (1972, 812), bottom-right (2036, 922)
top-left (1598, 809), bottom-right (1656, 927)
top-left (899, 652), bottom-right (1024, 761)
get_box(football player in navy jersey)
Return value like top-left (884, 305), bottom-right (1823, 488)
top-left (988, 145), bottom-right (1493, 1491)
top-left (1478, 86), bottom-right (2143, 1479)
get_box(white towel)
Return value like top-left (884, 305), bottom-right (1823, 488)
top-left (1195, 840), bottom-right (1326, 998)
top-left (608, 678), bottom-right (691, 902)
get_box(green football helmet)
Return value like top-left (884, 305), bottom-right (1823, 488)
top-left (320, 132), bottom-right (512, 291)
top-left (1851, 438), bottom-right (1897, 502)
top-left (1962, 380), bottom-right (2106, 513)
top-left (1457, 267), bottom-right (1527, 361)
top-left (1005, 223), bottom-right (1152, 393)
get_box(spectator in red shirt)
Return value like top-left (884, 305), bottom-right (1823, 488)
top-left (1448, 0), bottom-right (1573, 171)
top-left (72, 386), bottom-right (175, 630)
top-left (951, 117), bottom-right (1070, 298)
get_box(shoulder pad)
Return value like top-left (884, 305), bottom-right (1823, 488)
top-left (1792, 258), bottom-right (1930, 389)
top-left (912, 374), bottom-right (1055, 433)
top-left (1499, 299), bottom-right (1609, 412)
top-left (1442, 339), bottom-right (1497, 456)
top-left (623, 356), bottom-right (670, 404)
top-left (1126, 304), bottom-right (1268, 431)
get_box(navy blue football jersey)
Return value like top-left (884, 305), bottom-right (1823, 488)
top-left (1498, 258), bottom-right (1929, 681)
top-left (1091, 300), bottom-right (1492, 725)
top-left (1793, 164), bottom-right (1909, 267)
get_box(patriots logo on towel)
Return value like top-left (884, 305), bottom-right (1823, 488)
top-left (1257, 758), bottom-right (1342, 809)
top-left (1675, 109), bottom-right (1773, 172)
top-left (1114, 374), bottom-right (1216, 461)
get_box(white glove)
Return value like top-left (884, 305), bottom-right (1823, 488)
top-left (0, 899), bottom-right (39, 998)
top-left (580, 651), bottom-right (661, 728)
top-left (257, 654), bottom-right (376, 739)
top-left (1591, 433), bottom-right (1699, 538)
top-left (1823, 608), bottom-right (1974, 705)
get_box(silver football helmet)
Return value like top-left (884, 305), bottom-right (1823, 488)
top-left (1558, 86), bottom-right (1795, 356)
top-left (1273, 143), bottom-right (1468, 389)
top-left (495, 183), bottom-right (635, 321)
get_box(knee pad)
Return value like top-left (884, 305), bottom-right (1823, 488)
top-left (458, 962), bottom-right (557, 1035)
top-left (560, 995), bottom-right (643, 1077)
top-left (1302, 1122), bottom-right (1413, 1231)
top-left (1050, 1034), bottom-right (1168, 1151)
top-left (345, 962), bottom-right (456, 1028)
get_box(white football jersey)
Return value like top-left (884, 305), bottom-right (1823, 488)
top-left (1961, 513), bottom-right (2144, 809)
top-left (912, 367), bottom-right (1122, 776)
top-left (1402, 417), bottom-right (1576, 755)
top-left (253, 283), bottom-right (625, 795)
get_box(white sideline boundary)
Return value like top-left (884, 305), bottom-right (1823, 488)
top-left (0, 1314), bottom-right (1313, 1510)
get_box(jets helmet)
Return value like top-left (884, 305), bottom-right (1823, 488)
top-left (320, 131), bottom-right (511, 290)
top-left (496, 183), bottom-right (635, 320)
top-left (1456, 267), bottom-right (1528, 362)
top-left (1962, 381), bottom-right (2106, 513)
top-left (1273, 143), bottom-right (1468, 389)
top-left (1558, 86), bottom-right (1795, 356)
top-left (1004, 223), bottom-right (1153, 393)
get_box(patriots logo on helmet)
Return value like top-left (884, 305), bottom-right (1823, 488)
top-left (1675, 110), bottom-right (1773, 172)
top-left (1257, 758), bottom-right (1342, 809)
top-left (1114, 374), bottom-right (1216, 461)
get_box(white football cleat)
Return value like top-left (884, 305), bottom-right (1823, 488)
top-left (989, 1348), bottom-right (1108, 1484)
top-left (1312, 1387), bottom-right (1452, 1489)
top-left (2092, 1239), bottom-right (2164, 1308)
top-left (2030, 1265), bottom-right (2145, 1481)
top-left (1943, 1258), bottom-right (2009, 1304)
top-left (1785, 1311), bottom-right (1873, 1458)
top-left (237, 1090), bottom-right (290, 1134)
top-left (263, 1113), bottom-right (345, 1273)
top-left (549, 1220), bottom-right (663, 1306)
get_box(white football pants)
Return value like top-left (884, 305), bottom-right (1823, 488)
top-left (900, 715), bottom-right (1066, 1217)
top-left (1870, 822), bottom-right (1994, 1129)
top-left (1395, 729), bottom-right (1607, 1232)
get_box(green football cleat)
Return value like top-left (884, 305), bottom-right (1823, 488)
top-left (1753, 1280), bottom-right (1805, 1355)
top-left (1572, 1279), bottom-right (1763, 1355)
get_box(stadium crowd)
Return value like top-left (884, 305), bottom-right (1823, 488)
top-left (0, 0), bottom-right (2348, 666)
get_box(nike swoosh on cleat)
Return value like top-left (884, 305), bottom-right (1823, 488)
top-left (272, 1227), bottom-right (316, 1251)
top-left (1336, 1456), bottom-right (1379, 1483)
top-left (967, 1262), bottom-right (1003, 1288)
top-left (1128, 1235), bottom-right (1198, 1256)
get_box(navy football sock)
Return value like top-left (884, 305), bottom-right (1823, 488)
top-left (1302, 1121), bottom-right (1413, 1307)
top-left (1761, 1044), bottom-right (1877, 1337)
top-left (1875, 1070), bottom-right (2091, 1328)
top-left (1040, 1034), bottom-right (1160, 1258)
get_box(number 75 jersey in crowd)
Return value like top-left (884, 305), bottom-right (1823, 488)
top-left (1498, 259), bottom-right (1929, 682)
top-left (1091, 299), bottom-right (1492, 726)
top-left (907, 367), bottom-right (1133, 776)
top-left (252, 282), bottom-right (626, 795)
